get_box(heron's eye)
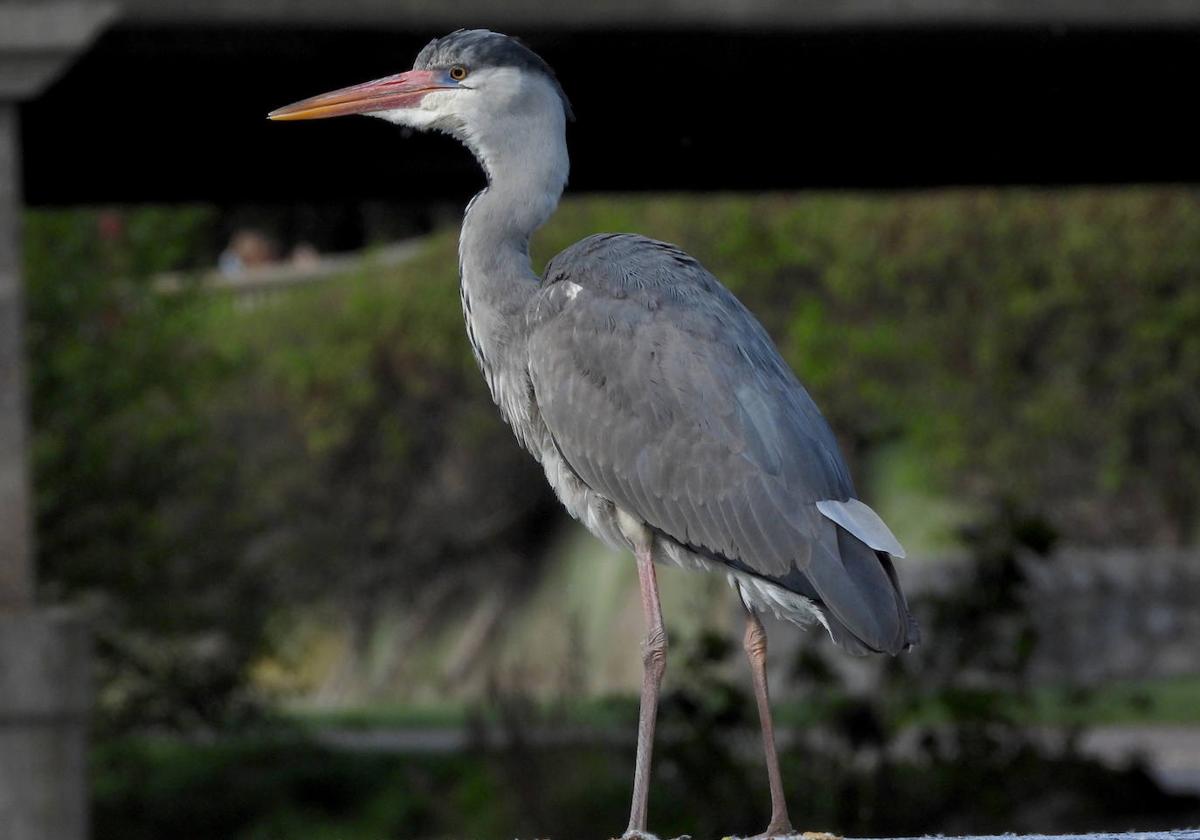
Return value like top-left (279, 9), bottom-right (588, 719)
top-left (449, 64), bottom-right (469, 81)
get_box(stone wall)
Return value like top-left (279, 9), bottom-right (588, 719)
top-left (1023, 548), bottom-right (1200, 684)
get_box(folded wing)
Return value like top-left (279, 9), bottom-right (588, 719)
top-left (527, 234), bottom-right (916, 653)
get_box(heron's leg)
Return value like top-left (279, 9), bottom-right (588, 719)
top-left (744, 608), bottom-right (793, 837)
top-left (625, 539), bottom-right (667, 838)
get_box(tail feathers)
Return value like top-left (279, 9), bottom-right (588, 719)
top-left (666, 500), bottom-right (919, 655)
top-left (799, 519), bottom-right (918, 655)
top-left (878, 548), bottom-right (921, 649)
top-left (821, 611), bottom-right (875, 656)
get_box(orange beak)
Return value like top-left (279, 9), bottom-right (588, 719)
top-left (268, 69), bottom-right (454, 121)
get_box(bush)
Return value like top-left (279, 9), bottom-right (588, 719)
top-left (24, 207), bottom-right (273, 731)
top-left (27, 188), bottom-right (1200, 730)
top-left (25, 208), bottom-right (558, 730)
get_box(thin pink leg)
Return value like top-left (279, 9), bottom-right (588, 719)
top-left (744, 609), bottom-right (793, 837)
top-left (625, 540), bottom-right (667, 838)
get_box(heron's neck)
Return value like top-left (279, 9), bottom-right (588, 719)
top-left (460, 172), bottom-right (563, 303)
top-left (457, 116), bottom-right (568, 375)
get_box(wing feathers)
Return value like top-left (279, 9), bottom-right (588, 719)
top-left (529, 233), bottom-right (916, 654)
top-left (816, 498), bottom-right (907, 559)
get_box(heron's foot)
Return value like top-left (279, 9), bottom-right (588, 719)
top-left (724, 831), bottom-right (839, 840)
top-left (617, 831), bottom-right (662, 840)
top-left (759, 818), bottom-right (795, 839)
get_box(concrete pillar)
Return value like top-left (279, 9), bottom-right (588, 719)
top-left (0, 103), bottom-right (33, 608)
top-left (0, 4), bottom-right (119, 839)
top-left (0, 612), bottom-right (91, 840)
top-left (0, 98), bottom-right (94, 840)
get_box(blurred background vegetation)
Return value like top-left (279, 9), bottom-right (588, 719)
top-left (25, 188), bottom-right (1200, 838)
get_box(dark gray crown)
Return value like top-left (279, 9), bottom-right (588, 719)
top-left (414, 29), bottom-right (574, 120)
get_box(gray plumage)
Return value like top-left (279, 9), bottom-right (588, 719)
top-left (420, 30), bottom-right (918, 656)
top-left (528, 235), bottom-right (918, 654)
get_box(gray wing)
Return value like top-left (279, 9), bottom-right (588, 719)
top-left (527, 234), bottom-right (915, 654)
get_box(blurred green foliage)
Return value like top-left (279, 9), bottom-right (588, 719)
top-left (24, 188), bottom-right (1200, 733)
top-left (90, 690), bottom-right (1199, 840)
top-left (24, 207), bottom-right (556, 731)
top-left (24, 207), bottom-right (267, 731)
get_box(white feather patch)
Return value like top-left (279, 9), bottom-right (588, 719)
top-left (725, 570), bottom-right (832, 634)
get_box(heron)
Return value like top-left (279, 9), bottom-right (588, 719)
top-left (270, 29), bottom-right (918, 840)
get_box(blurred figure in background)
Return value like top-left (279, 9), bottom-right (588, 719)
top-left (219, 229), bottom-right (278, 276)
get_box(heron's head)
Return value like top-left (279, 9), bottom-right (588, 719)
top-left (269, 30), bottom-right (572, 174)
